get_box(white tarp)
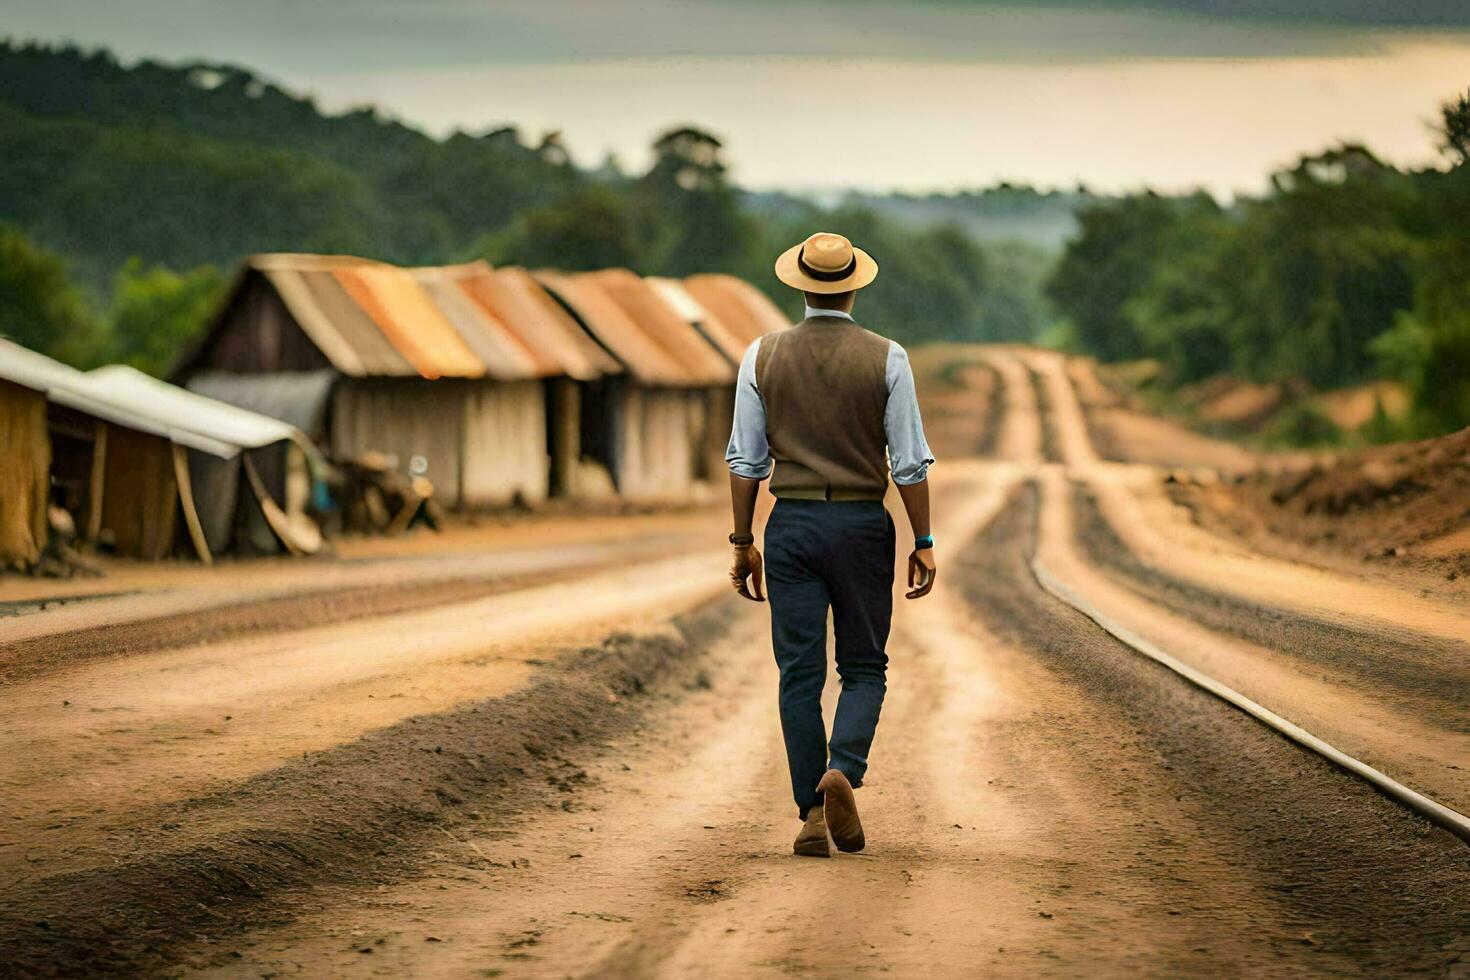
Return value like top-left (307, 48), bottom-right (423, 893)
top-left (0, 337), bottom-right (86, 392)
top-left (88, 365), bottom-right (300, 457)
top-left (0, 339), bottom-right (303, 458)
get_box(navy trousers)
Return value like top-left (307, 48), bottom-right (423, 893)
top-left (764, 498), bottom-right (895, 818)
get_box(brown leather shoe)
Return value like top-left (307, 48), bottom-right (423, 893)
top-left (793, 808), bottom-right (831, 858)
top-left (818, 769), bottom-right (864, 852)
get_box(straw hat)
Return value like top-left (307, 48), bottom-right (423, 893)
top-left (774, 232), bottom-right (878, 294)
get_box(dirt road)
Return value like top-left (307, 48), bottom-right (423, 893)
top-left (2, 348), bottom-right (1467, 977)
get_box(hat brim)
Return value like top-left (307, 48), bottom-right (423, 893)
top-left (774, 243), bottom-right (878, 294)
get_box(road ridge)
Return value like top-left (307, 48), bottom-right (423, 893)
top-left (0, 597), bottom-right (740, 976)
top-left (1027, 494), bottom-right (1470, 846)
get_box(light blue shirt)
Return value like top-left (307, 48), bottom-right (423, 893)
top-left (725, 306), bottom-right (935, 486)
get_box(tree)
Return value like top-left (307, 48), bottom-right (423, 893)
top-left (1229, 147), bottom-right (1416, 387)
top-left (106, 259), bottom-right (224, 376)
top-left (1372, 157), bottom-right (1470, 435)
top-left (634, 126), bottom-right (756, 275)
top-left (0, 225), bottom-right (102, 364)
top-left (976, 241), bottom-right (1052, 343)
top-left (486, 186), bottom-right (641, 271)
top-left (1046, 193), bottom-right (1219, 363)
top-left (1438, 88), bottom-right (1470, 165)
top-left (1125, 211), bottom-right (1241, 383)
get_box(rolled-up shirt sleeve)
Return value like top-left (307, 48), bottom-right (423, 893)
top-left (884, 342), bottom-right (935, 485)
top-left (725, 339), bottom-right (773, 480)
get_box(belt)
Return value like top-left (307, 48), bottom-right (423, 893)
top-left (774, 487), bottom-right (886, 502)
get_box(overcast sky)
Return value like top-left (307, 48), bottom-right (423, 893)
top-left (4, 0), bottom-right (1468, 195)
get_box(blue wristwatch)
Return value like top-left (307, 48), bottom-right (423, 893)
top-left (915, 534), bottom-right (934, 550)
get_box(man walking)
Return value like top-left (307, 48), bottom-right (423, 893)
top-left (725, 231), bottom-right (937, 858)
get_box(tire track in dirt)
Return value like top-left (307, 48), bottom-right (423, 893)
top-left (169, 467), bottom-right (1470, 978)
top-left (1063, 355), bottom-right (1127, 462)
top-left (977, 349), bottom-right (1043, 465)
top-left (0, 560), bottom-right (621, 684)
top-left (1063, 356), bottom-right (1255, 471)
top-left (958, 484), bottom-right (1470, 974)
top-left (164, 469), bottom-right (1017, 978)
top-left (1021, 347), bottom-right (1470, 644)
top-left (1016, 371), bottom-right (1470, 817)
top-left (975, 358), bottom-right (1006, 459)
top-left (1032, 466), bottom-right (1470, 819)
top-left (1018, 350), bottom-right (1098, 467)
top-left (0, 598), bottom-right (743, 977)
top-left (0, 531), bottom-right (704, 666)
top-left (1090, 466), bottom-right (1470, 641)
top-left (0, 520), bottom-right (717, 652)
top-left (1027, 363), bottom-right (1062, 464)
top-left (1070, 481), bottom-right (1470, 730)
top-left (914, 350), bottom-right (1004, 459)
top-left (1, 552), bottom-right (729, 887)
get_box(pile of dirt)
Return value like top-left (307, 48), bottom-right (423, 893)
top-left (1074, 360), bottom-right (1258, 471)
top-left (1107, 366), bottom-right (1411, 446)
top-left (1188, 377), bottom-right (1288, 429)
top-left (1197, 426), bottom-right (1470, 580)
top-left (1315, 381), bottom-right (1411, 432)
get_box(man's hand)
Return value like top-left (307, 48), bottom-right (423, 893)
top-left (730, 544), bottom-right (766, 602)
top-left (906, 548), bottom-right (936, 599)
top-left (896, 478), bottom-right (935, 599)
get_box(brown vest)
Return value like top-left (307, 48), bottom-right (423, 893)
top-left (755, 316), bottom-right (891, 500)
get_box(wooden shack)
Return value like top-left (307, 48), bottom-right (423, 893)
top-left (1, 339), bottom-right (314, 565)
top-left (0, 372), bottom-right (51, 567)
top-left (176, 255), bottom-right (618, 509)
top-left (534, 269), bottom-right (748, 504)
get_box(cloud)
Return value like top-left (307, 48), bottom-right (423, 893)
top-left (937, 0), bottom-right (1470, 27)
top-left (5, 0), bottom-right (1468, 82)
top-left (1205, 0), bottom-right (1466, 24)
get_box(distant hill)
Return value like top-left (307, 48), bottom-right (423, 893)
top-left (0, 41), bottom-right (1065, 348)
top-left (839, 186), bottom-right (1098, 253)
top-left (742, 184), bottom-right (1095, 253)
top-left (0, 42), bottom-right (582, 295)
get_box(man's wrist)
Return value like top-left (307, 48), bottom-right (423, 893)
top-left (729, 531), bottom-right (755, 547)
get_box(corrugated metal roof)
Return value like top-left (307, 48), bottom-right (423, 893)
top-left (249, 253), bottom-right (420, 377)
top-left (255, 265), bottom-right (365, 377)
top-left (648, 276), bottom-right (746, 366)
top-left (332, 264), bottom-right (484, 380)
top-left (233, 254), bottom-right (628, 383)
top-left (0, 339), bottom-right (303, 459)
top-left (500, 268), bottom-right (624, 380)
top-left (443, 264), bottom-right (620, 382)
top-left (194, 255), bottom-right (779, 388)
top-left (586, 269), bottom-right (733, 385)
top-left (411, 264), bottom-right (543, 381)
top-left (534, 270), bottom-right (693, 386)
top-left (292, 268), bottom-right (416, 376)
top-left (684, 274), bottom-right (793, 345)
top-left (492, 267), bottom-right (622, 381)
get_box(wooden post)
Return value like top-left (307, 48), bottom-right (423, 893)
top-left (550, 377), bottom-right (581, 498)
top-left (85, 421), bottom-right (107, 546)
top-left (171, 443), bottom-right (214, 565)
